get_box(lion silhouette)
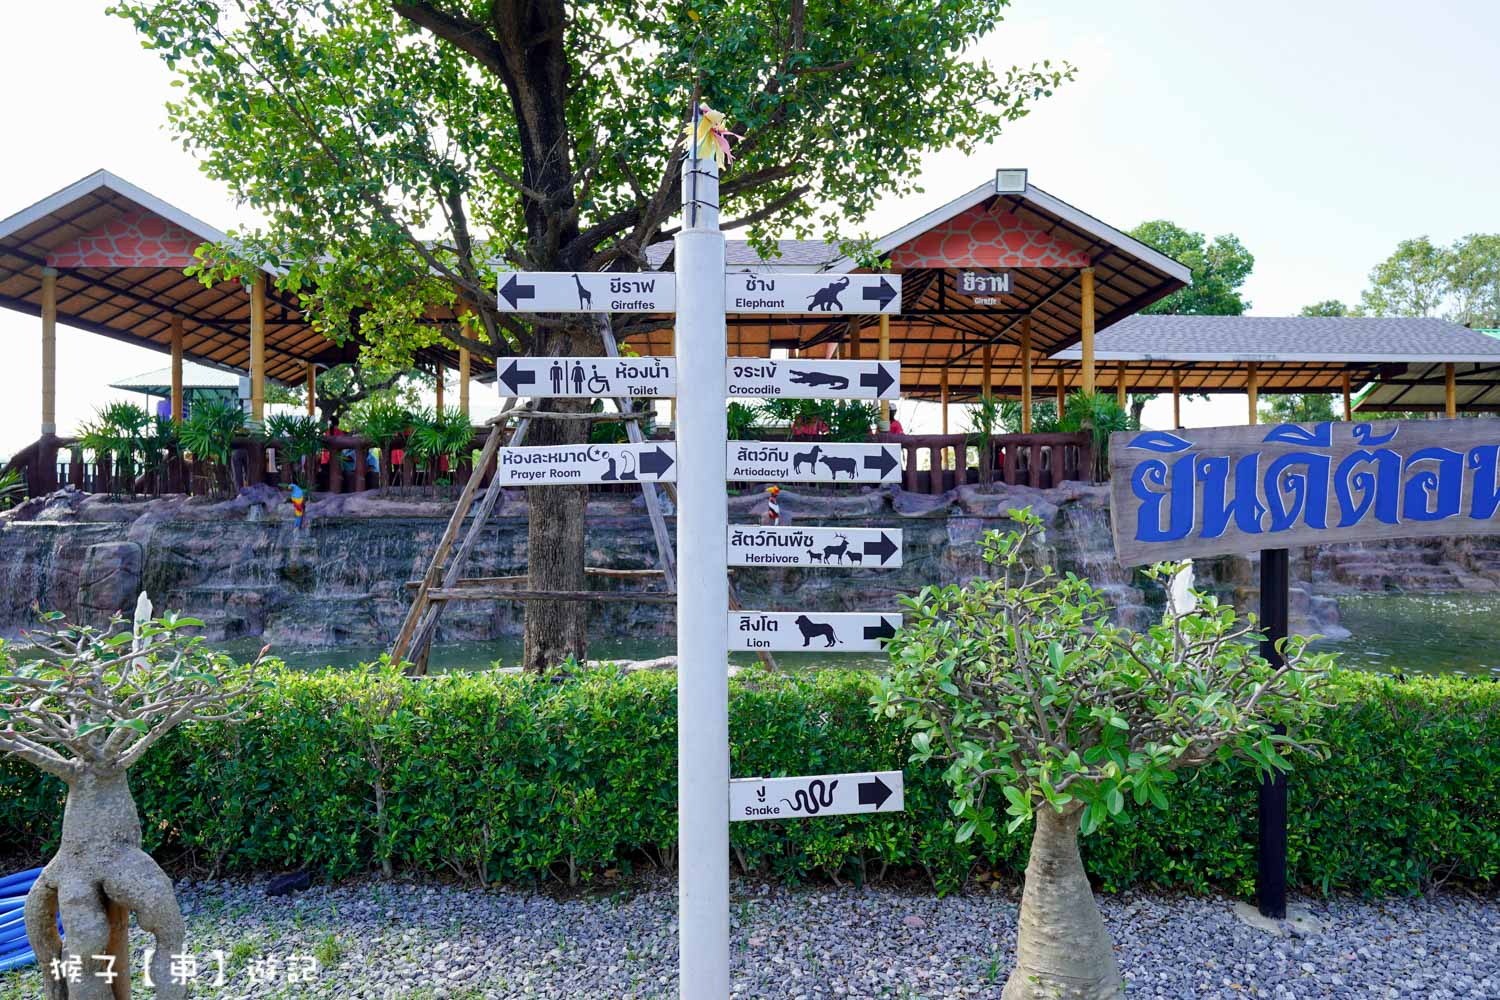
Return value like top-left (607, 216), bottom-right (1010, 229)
top-left (794, 614), bottom-right (837, 647)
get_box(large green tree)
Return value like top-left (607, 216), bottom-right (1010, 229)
top-left (1129, 220), bottom-right (1254, 316)
top-left (113, 0), bottom-right (1070, 670)
top-left (1360, 236), bottom-right (1448, 318)
top-left (1446, 233), bottom-right (1500, 329)
top-left (1299, 298), bottom-right (1349, 317)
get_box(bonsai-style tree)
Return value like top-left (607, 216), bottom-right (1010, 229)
top-left (874, 510), bottom-right (1331, 1000)
top-left (0, 607), bottom-right (262, 1000)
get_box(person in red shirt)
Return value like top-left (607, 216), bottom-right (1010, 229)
top-left (887, 407), bottom-right (905, 435)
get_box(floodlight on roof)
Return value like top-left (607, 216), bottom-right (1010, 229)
top-left (994, 168), bottom-right (1028, 195)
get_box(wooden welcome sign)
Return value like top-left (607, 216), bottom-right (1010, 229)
top-left (1108, 418), bottom-right (1500, 566)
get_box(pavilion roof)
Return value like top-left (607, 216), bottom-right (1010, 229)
top-left (109, 360), bottom-right (248, 396)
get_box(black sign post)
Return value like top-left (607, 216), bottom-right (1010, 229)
top-left (1256, 547), bottom-right (1289, 919)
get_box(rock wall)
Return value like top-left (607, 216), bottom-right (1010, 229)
top-left (5, 482), bottom-right (1500, 649)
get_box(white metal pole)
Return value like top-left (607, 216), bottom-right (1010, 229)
top-left (676, 118), bottom-right (730, 999)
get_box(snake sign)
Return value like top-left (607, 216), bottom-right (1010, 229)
top-left (725, 272), bottom-right (901, 315)
top-left (729, 771), bottom-right (904, 822)
top-left (726, 359), bottom-right (900, 400)
top-left (727, 526), bottom-right (902, 568)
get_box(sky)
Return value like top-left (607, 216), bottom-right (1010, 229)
top-left (2, 0), bottom-right (1498, 453)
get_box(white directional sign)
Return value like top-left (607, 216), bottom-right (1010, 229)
top-left (493, 442), bottom-right (676, 485)
top-left (728, 441), bottom-right (901, 483)
top-left (495, 272), bottom-right (675, 313)
top-left (726, 359), bottom-right (899, 400)
top-left (495, 356), bottom-right (676, 398)
top-left (727, 526), bottom-right (902, 568)
top-left (730, 771), bottom-right (904, 822)
top-left (728, 611), bottom-right (900, 652)
top-left (726, 272), bottom-right (901, 315)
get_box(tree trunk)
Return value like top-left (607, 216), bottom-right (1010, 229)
top-left (1003, 807), bottom-right (1123, 1000)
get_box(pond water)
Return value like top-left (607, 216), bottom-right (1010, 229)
top-left (237, 592), bottom-right (1500, 678)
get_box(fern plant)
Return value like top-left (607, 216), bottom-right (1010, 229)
top-left (1058, 390), bottom-right (1130, 482)
top-left (179, 398), bottom-right (245, 493)
top-left (406, 407), bottom-right (475, 485)
top-left (266, 412), bottom-right (326, 486)
top-left (79, 401), bottom-right (152, 493)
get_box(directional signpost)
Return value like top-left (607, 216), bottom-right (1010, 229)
top-left (728, 611), bottom-right (900, 652)
top-left (490, 442), bottom-right (675, 485)
top-left (728, 441), bottom-right (900, 483)
top-left (725, 272), bottom-right (901, 314)
top-left (727, 525), bottom-right (902, 568)
top-left (726, 358), bottom-right (899, 400)
top-left (496, 271), bottom-right (675, 313)
top-left (730, 771), bottom-right (904, 822)
top-left (495, 356), bottom-right (677, 398)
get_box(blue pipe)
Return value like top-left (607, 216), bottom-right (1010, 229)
top-left (0, 868), bottom-right (50, 973)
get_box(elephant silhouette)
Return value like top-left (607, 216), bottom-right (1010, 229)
top-left (807, 277), bottom-right (850, 311)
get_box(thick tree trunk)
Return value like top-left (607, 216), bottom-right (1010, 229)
top-left (1003, 808), bottom-right (1123, 1000)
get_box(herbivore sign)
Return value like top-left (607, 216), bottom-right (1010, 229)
top-left (498, 126), bottom-right (905, 998)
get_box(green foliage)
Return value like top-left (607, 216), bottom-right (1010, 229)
top-left (405, 407), bottom-right (475, 464)
top-left (1300, 299), bottom-right (1350, 317)
top-left (756, 399), bottom-right (876, 441)
top-left (1261, 394), bottom-right (1337, 424)
top-left (725, 402), bottom-right (759, 440)
top-left (586, 401), bottom-right (654, 446)
top-left (1130, 220), bottom-right (1255, 315)
top-left (178, 397), bottom-right (245, 468)
top-left (875, 511), bottom-right (1332, 844)
top-left (79, 401), bottom-right (155, 489)
top-left (0, 659), bottom-right (1493, 895)
top-left (265, 412), bottom-right (327, 484)
top-left (344, 396), bottom-right (412, 450)
top-left (826, 401), bottom-right (879, 442)
top-left (991, 399), bottom-right (1060, 435)
top-left (0, 468), bottom-right (24, 510)
top-left (1359, 233), bottom-right (1500, 327)
top-left (1058, 391), bottom-right (1130, 481)
top-left (966, 396), bottom-right (1002, 437)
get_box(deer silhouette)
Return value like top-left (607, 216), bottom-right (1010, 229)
top-left (822, 534), bottom-right (851, 564)
top-left (573, 273), bottom-right (593, 310)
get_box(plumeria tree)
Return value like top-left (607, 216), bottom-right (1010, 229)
top-left (874, 510), bottom-right (1331, 1000)
top-left (0, 607), bottom-right (263, 1000)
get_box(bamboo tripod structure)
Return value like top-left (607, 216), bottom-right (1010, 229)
top-left (390, 317), bottom-right (774, 672)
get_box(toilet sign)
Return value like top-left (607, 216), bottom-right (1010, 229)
top-left (727, 526), bottom-right (902, 568)
top-left (495, 356), bottom-right (676, 397)
top-left (492, 443), bottom-right (676, 485)
top-left (727, 611), bottom-right (900, 652)
top-left (730, 771), bottom-right (904, 822)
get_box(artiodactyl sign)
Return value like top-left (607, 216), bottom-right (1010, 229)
top-left (727, 526), bottom-right (902, 567)
top-left (729, 771), bottom-right (904, 822)
top-left (728, 442), bottom-right (901, 483)
top-left (726, 359), bottom-right (899, 400)
top-left (728, 611), bottom-right (899, 652)
top-left (725, 273), bottom-right (900, 315)
top-left (1109, 418), bottom-right (1500, 565)
top-left (492, 443), bottom-right (675, 485)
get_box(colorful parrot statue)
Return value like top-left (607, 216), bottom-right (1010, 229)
top-left (764, 485), bottom-right (781, 525)
top-left (287, 483), bottom-right (307, 528)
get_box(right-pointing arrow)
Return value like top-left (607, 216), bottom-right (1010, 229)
top-left (858, 364), bottom-right (895, 397)
top-left (863, 448), bottom-right (899, 478)
top-left (861, 277), bottom-right (898, 311)
top-left (639, 446), bottom-right (674, 478)
top-left (862, 616), bottom-right (897, 644)
top-left (863, 532), bottom-right (899, 566)
top-left (858, 774), bottom-right (893, 809)
top-left (499, 360), bottom-right (536, 395)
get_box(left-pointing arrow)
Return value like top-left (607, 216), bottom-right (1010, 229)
top-left (863, 448), bottom-right (899, 478)
top-left (499, 361), bottom-right (536, 395)
top-left (499, 274), bottom-right (535, 309)
top-left (857, 774), bottom-right (894, 809)
top-left (858, 364), bottom-right (896, 397)
top-left (861, 277), bottom-right (898, 311)
top-left (639, 446), bottom-right (674, 478)
top-left (862, 616), bottom-right (897, 644)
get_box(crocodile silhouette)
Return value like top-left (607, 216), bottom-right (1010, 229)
top-left (788, 369), bottom-right (849, 390)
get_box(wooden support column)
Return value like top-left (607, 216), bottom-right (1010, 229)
top-left (1246, 363), bottom-right (1259, 425)
top-left (40, 267), bottom-right (57, 435)
top-left (1080, 266), bottom-right (1096, 395)
top-left (1116, 362), bottom-right (1127, 412)
top-left (940, 366), bottom-right (949, 435)
top-left (170, 315), bottom-right (185, 425)
top-left (878, 314), bottom-right (892, 431)
top-left (1342, 371), bottom-right (1352, 421)
top-left (249, 274), bottom-right (266, 423)
top-left (1172, 371), bottom-right (1183, 429)
top-left (435, 364), bottom-right (445, 414)
top-left (1020, 316), bottom-right (1033, 433)
top-left (305, 362), bottom-right (317, 416)
top-left (1445, 363), bottom-right (1457, 418)
top-left (982, 342), bottom-right (993, 401)
top-left (847, 317), bottom-right (861, 360)
top-left (459, 347), bottom-right (471, 418)
top-left (1056, 373), bottom-right (1066, 418)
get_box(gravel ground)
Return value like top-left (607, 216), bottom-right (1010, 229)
top-left (0, 874), bottom-right (1494, 999)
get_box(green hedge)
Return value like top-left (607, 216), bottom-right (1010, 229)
top-left (2, 666), bottom-right (1496, 895)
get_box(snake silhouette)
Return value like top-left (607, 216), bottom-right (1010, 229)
top-left (782, 778), bottom-right (839, 815)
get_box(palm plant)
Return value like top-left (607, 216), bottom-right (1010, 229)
top-left (827, 400), bottom-right (878, 441)
top-left (79, 401), bottom-right (152, 494)
top-left (1058, 390), bottom-right (1131, 482)
top-left (0, 468), bottom-right (24, 510)
top-left (345, 395), bottom-right (412, 488)
top-left (179, 397), bottom-right (245, 494)
top-left (405, 407), bottom-right (475, 488)
top-left (965, 395), bottom-right (1002, 481)
top-left (265, 412), bottom-right (326, 487)
top-left (725, 402), bottom-right (758, 441)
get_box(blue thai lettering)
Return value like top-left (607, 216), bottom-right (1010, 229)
top-left (1195, 455), bottom-right (1264, 538)
top-left (1131, 455), bottom-right (1196, 543)
top-left (1264, 452), bottom-right (1330, 532)
top-left (1468, 445), bottom-right (1500, 521)
top-left (1402, 447), bottom-right (1464, 522)
top-left (1333, 449), bottom-right (1401, 527)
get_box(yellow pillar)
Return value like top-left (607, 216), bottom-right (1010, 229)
top-left (41, 267), bottom-right (57, 436)
top-left (305, 361), bottom-right (317, 416)
top-left (1246, 363), bottom-right (1259, 425)
top-left (940, 366), bottom-right (950, 435)
top-left (1172, 371), bottom-right (1182, 429)
top-left (1445, 363), bottom-right (1457, 418)
top-left (1342, 371), bottom-right (1352, 421)
top-left (1116, 363), bottom-right (1127, 412)
top-left (878, 314), bottom-right (892, 431)
top-left (435, 364), bottom-right (445, 414)
top-left (459, 347), bottom-right (471, 418)
top-left (1020, 316), bottom-right (1033, 433)
top-left (1080, 266), bottom-right (1096, 395)
top-left (249, 274), bottom-right (266, 423)
top-left (170, 315), bottom-right (185, 425)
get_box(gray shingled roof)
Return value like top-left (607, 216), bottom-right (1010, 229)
top-left (1051, 314), bottom-right (1500, 363)
top-left (644, 238), bottom-right (838, 270)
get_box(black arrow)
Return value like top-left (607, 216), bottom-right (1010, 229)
top-left (499, 274), bottom-right (535, 309)
top-left (858, 774), bottom-right (894, 809)
top-left (859, 364), bottom-right (896, 398)
top-left (861, 277), bottom-right (897, 311)
top-left (862, 616), bottom-right (897, 644)
top-left (863, 532), bottom-right (899, 566)
top-left (639, 446), bottom-right (674, 478)
top-left (862, 448), bottom-right (899, 478)
top-left (499, 361), bottom-right (536, 395)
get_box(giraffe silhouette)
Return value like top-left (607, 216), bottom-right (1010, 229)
top-left (573, 274), bottom-right (593, 310)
